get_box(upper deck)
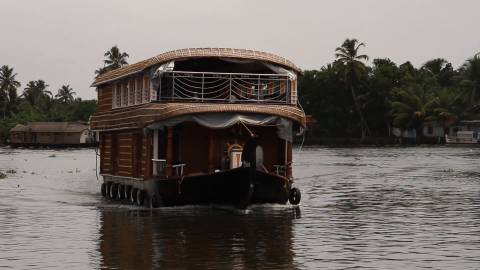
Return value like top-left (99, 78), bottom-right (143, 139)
top-left (92, 48), bottom-right (304, 130)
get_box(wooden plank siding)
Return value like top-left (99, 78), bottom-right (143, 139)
top-left (99, 130), bottom-right (146, 179)
top-left (100, 134), bottom-right (112, 174)
top-left (97, 84), bottom-right (113, 112)
top-left (116, 133), bottom-right (133, 177)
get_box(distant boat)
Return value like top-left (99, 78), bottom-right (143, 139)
top-left (445, 131), bottom-right (480, 144)
top-left (9, 122), bottom-right (94, 147)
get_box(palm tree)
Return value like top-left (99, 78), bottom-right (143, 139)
top-left (95, 45), bottom-right (129, 76)
top-left (0, 65), bottom-right (21, 118)
top-left (427, 88), bottom-right (462, 134)
top-left (390, 84), bottom-right (435, 133)
top-left (422, 58), bottom-right (448, 76)
top-left (55, 84), bottom-right (76, 103)
top-left (458, 54), bottom-right (480, 107)
top-left (421, 58), bottom-right (456, 87)
top-left (23, 80), bottom-right (52, 107)
top-left (335, 38), bottom-right (370, 141)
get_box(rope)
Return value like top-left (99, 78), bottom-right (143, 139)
top-left (239, 121), bottom-right (256, 137)
top-left (297, 99), bottom-right (306, 152)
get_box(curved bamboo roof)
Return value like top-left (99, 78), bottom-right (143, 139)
top-left (92, 48), bottom-right (301, 87)
top-left (90, 102), bottom-right (306, 131)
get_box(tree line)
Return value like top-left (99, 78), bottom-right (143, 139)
top-left (299, 38), bottom-right (480, 142)
top-left (2, 42), bottom-right (479, 144)
top-left (0, 46), bottom-right (129, 144)
top-left (0, 67), bottom-right (96, 144)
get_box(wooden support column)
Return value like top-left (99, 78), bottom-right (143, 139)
top-left (166, 127), bottom-right (174, 176)
top-left (153, 130), bottom-right (159, 175)
top-left (286, 140), bottom-right (293, 179)
top-left (99, 134), bottom-right (105, 173)
top-left (144, 131), bottom-right (153, 179)
top-left (208, 131), bottom-right (215, 173)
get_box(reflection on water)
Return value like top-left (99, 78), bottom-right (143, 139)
top-left (99, 206), bottom-right (299, 270)
top-left (1, 146), bottom-right (480, 269)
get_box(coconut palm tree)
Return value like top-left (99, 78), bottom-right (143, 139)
top-left (426, 87), bottom-right (462, 133)
top-left (390, 84), bottom-right (435, 133)
top-left (55, 84), bottom-right (76, 103)
top-left (422, 58), bottom-right (448, 76)
top-left (95, 45), bottom-right (129, 76)
top-left (0, 65), bottom-right (21, 118)
top-left (458, 54), bottom-right (480, 107)
top-left (335, 38), bottom-right (370, 141)
top-left (23, 80), bottom-right (52, 107)
top-left (421, 58), bottom-right (456, 87)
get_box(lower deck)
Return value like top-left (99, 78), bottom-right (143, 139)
top-left (98, 121), bottom-right (293, 181)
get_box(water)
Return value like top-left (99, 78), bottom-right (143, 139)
top-left (0, 146), bottom-right (479, 269)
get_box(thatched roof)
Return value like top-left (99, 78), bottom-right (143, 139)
top-left (10, 122), bottom-right (88, 133)
top-left (90, 102), bottom-right (306, 131)
top-left (92, 48), bottom-right (301, 87)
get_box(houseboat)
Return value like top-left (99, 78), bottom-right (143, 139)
top-left (445, 131), bottom-right (480, 144)
top-left (9, 122), bottom-right (93, 147)
top-left (444, 120), bottom-right (480, 144)
top-left (90, 48), bottom-right (306, 209)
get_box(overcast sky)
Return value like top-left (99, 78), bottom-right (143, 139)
top-left (1, 0), bottom-right (479, 99)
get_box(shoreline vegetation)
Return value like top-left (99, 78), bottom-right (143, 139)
top-left (1, 41), bottom-right (479, 146)
top-left (298, 39), bottom-right (480, 144)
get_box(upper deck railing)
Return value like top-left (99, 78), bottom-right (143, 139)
top-left (156, 71), bottom-right (292, 104)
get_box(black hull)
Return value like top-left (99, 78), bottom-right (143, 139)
top-left (155, 167), bottom-right (291, 208)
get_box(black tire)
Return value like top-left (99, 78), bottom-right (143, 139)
top-left (136, 190), bottom-right (145, 206)
top-left (106, 182), bottom-right (112, 196)
top-left (130, 188), bottom-right (138, 204)
top-left (149, 194), bottom-right (160, 208)
top-left (117, 185), bottom-right (125, 200)
top-left (109, 183), bottom-right (118, 199)
top-left (101, 183), bottom-right (107, 197)
top-left (289, 187), bottom-right (301, 205)
top-left (124, 185), bottom-right (131, 200)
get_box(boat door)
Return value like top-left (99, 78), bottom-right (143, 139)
top-left (228, 144), bottom-right (243, 169)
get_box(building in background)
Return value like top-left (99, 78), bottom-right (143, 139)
top-left (9, 122), bottom-right (93, 147)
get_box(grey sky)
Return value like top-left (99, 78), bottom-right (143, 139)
top-left (1, 0), bottom-right (479, 99)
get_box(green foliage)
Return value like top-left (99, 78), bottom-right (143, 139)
top-left (0, 65), bottom-right (21, 119)
top-left (55, 85), bottom-right (76, 103)
top-left (334, 39), bottom-right (370, 141)
top-left (0, 67), bottom-right (97, 144)
top-left (95, 45), bottom-right (129, 76)
top-left (299, 39), bottom-right (480, 139)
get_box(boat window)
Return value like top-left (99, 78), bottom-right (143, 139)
top-left (122, 83), bottom-right (128, 107)
top-left (135, 78), bottom-right (143, 104)
top-left (128, 80), bottom-right (135, 106)
top-left (143, 76), bottom-right (150, 103)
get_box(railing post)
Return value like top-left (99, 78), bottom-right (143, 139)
top-left (286, 78), bottom-right (290, 104)
top-left (158, 74), bottom-right (162, 101)
top-left (229, 74), bottom-right (232, 101)
top-left (201, 73), bottom-right (204, 102)
top-left (257, 75), bottom-right (261, 102)
top-left (172, 72), bottom-right (175, 99)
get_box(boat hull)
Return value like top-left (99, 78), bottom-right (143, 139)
top-left (154, 167), bottom-right (291, 208)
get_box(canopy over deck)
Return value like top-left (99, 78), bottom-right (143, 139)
top-left (90, 102), bottom-right (306, 131)
top-left (92, 48), bottom-right (301, 87)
